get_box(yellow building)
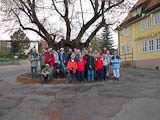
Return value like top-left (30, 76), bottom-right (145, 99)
top-left (118, 0), bottom-right (160, 69)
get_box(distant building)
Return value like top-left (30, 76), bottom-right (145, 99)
top-left (0, 40), bottom-right (39, 54)
top-left (117, 0), bottom-right (160, 69)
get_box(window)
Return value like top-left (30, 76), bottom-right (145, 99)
top-left (146, 17), bottom-right (152, 29)
top-left (148, 40), bottom-right (154, 52)
top-left (121, 30), bottom-right (124, 38)
top-left (126, 45), bottom-right (130, 54)
top-left (140, 20), bottom-right (145, 31)
top-left (154, 13), bottom-right (160, 25)
top-left (155, 37), bottom-right (160, 50)
top-left (121, 46), bottom-right (125, 55)
top-left (142, 41), bottom-right (147, 53)
top-left (126, 27), bottom-right (129, 36)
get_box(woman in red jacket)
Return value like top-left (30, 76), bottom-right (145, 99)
top-left (77, 55), bottom-right (86, 83)
top-left (95, 53), bottom-right (103, 81)
top-left (46, 52), bottom-right (55, 70)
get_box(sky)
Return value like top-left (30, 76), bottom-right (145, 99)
top-left (0, 0), bottom-right (138, 48)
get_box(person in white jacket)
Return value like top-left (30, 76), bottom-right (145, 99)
top-left (102, 53), bottom-right (110, 80)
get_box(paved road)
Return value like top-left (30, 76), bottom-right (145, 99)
top-left (0, 65), bottom-right (160, 120)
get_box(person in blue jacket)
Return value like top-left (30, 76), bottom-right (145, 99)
top-left (111, 50), bottom-right (121, 81)
top-left (59, 48), bottom-right (67, 74)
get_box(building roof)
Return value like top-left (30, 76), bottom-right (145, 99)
top-left (121, 0), bottom-right (160, 27)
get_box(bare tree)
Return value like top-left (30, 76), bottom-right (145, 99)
top-left (0, 0), bottom-right (134, 49)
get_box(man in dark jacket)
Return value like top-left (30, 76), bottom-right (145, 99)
top-left (53, 61), bottom-right (63, 78)
top-left (86, 52), bottom-right (95, 82)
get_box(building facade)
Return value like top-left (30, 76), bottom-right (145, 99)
top-left (118, 0), bottom-right (160, 69)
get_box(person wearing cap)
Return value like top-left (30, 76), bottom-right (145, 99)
top-left (59, 48), bottom-right (67, 74)
top-left (66, 55), bottom-right (77, 84)
top-left (40, 49), bottom-right (46, 71)
top-left (29, 48), bottom-right (39, 78)
top-left (41, 64), bottom-right (52, 84)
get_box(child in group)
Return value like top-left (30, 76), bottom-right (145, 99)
top-left (111, 50), bottom-right (121, 81)
top-left (77, 55), bottom-right (86, 83)
top-left (95, 53), bottom-right (103, 81)
top-left (66, 55), bottom-right (77, 84)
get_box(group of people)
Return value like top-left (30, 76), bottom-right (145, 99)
top-left (29, 47), bottom-right (121, 84)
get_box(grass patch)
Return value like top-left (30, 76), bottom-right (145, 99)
top-left (0, 58), bottom-right (19, 62)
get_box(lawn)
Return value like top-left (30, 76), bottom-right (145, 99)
top-left (0, 58), bottom-right (19, 62)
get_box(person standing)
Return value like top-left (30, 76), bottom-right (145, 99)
top-left (29, 48), bottom-right (39, 78)
top-left (77, 55), bottom-right (86, 83)
top-left (59, 48), bottom-right (67, 74)
top-left (86, 52), bottom-right (95, 82)
top-left (111, 50), bottom-right (121, 81)
top-left (67, 49), bottom-right (73, 64)
top-left (95, 53), bottom-right (103, 81)
top-left (82, 47), bottom-right (86, 56)
top-left (53, 49), bottom-right (59, 68)
top-left (66, 55), bottom-right (77, 84)
top-left (75, 50), bottom-right (80, 62)
top-left (103, 47), bottom-right (107, 54)
top-left (40, 49), bottom-right (46, 71)
top-left (102, 53), bottom-right (110, 81)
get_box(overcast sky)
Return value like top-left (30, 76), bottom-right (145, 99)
top-left (0, 0), bottom-right (138, 48)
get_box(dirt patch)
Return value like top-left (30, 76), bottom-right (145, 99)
top-left (17, 73), bottom-right (114, 85)
top-left (42, 108), bottom-right (89, 120)
top-left (0, 80), bottom-right (3, 82)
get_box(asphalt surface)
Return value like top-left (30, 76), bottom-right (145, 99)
top-left (0, 65), bottom-right (160, 120)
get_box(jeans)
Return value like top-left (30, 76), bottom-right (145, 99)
top-left (88, 70), bottom-right (94, 81)
top-left (66, 72), bottom-right (76, 83)
top-left (97, 69), bottom-right (103, 81)
top-left (31, 67), bottom-right (37, 78)
top-left (77, 71), bottom-right (84, 83)
top-left (113, 69), bottom-right (120, 78)
top-left (102, 66), bottom-right (108, 80)
top-left (61, 62), bottom-right (65, 73)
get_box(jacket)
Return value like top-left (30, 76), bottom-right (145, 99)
top-left (41, 68), bottom-right (52, 75)
top-left (95, 57), bottom-right (103, 70)
top-left (77, 59), bottom-right (86, 71)
top-left (59, 52), bottom-right (67, 64)
top-left (75, 54), bottom-right (80, 62)
top-left (67, 60), bottom-right (78, 73)
top-left (29, 53), bottom-right (39, 67)
top-left (102, 55), bottom-right (110, 66)
top-left (86, 56), bottom-right (95, 70)
top-left (46, 54), bottom-right (55, 67)
top-left (111, 55), bottom-right (121, 69)
top-left (40, 54), bottom-right (46, 66)
top-left (53, 52), bottom-right (59, 63)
